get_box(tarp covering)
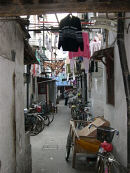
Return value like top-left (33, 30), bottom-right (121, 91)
top-left (55, 76), bottom-right (70, 86)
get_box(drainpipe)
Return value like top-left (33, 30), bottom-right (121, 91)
top-left (26, 16), bottom-right (30, 109)
top-left (27, 65), bottom-right (31, 109)
top-left (84, 72), bottom-right (87, 103)
top-left (117, 12), bottom-right (130, 170)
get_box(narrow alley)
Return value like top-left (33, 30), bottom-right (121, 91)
top-left (0, 2), bottom-right (130, 173)
top-left (31, 100), bottom-right (95, 173)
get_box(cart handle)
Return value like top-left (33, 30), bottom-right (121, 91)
top-left (70, 121), bottom-right (80, 140)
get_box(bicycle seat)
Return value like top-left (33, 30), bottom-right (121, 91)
top-left (72, 105), bottom-right (76, 108)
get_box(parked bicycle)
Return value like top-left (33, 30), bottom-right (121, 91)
top-left (88, 124), bottom-right (128, 173)
top-left (71, 100), bottom-right (92, 129)
top-left (30, 100), bottom-right (55, 126)
top-left (24, 100), bottom-right (56, 136)
top-left (24, 111), bottom-right (45, 136)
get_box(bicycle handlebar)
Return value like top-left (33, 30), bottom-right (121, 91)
top-left (88, 124), bottom-right (119, 136)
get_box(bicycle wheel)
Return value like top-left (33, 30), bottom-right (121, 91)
top-left (48, 112), bottom-right (54, 124)
top-left (25, 114), bottom-right (39, 136)
top-left (31, 116), bottom-right (43, 136)
top-left (96, 156), bottom-right (104, 173)
top-left (30, 123), bottom-right (39, 136)
top-left (108, 160), bottom-right (128, 173)
top-left (72, 109), bottom-right (77, 119)
top-left (65, 133), bottom-right (72, 161)
top-left (42, 115), bottom-right (50, 126)
top-left (71, 107), bottom-right (76, 118)
top-left (37, 114), bottom-right (45, 131)
top-left (66, 147), bottom-right (71, 162)
top-left (30, 128), bottom-right (37, 136)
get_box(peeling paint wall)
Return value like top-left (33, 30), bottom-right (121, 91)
top-left (125, 13), bottom-right (130, 72)
top-left (0, 21), bottom-right (31, 173)
top-left (48, 82), bottom-right (56, 106)
top-left (24, 75), bottom-right (39, 108)
top-left (104, 43), bottom-right (127, 166)
top-left (103, 14), bottom-right (130, 166)
top-left (89, 14), bottom-right (130, 167)
top-left (90, 62), bottom-right (105, 116)
top-left (0, 57), bottom-right (16, 173)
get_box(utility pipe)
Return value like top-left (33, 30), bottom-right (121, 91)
top-left (27, 65), bottom-right (30, 109)
top-left (117, 12), bottom-right (130, 170)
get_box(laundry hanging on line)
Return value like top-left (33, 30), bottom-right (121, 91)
top-left (69, 32), bottom-right (90, 59)
top-left (88, 34), bottom-right (102, 73)
top-left (82, 58), bottom-right (90, 74)
top-left (58, 14), bottom-right (84, 52)
top-left (90, 36), bottom-right (101, 56)
top-left (89, 60), bottom-right (98, 73)
top-left (70, 56), bottom-right (90, 74)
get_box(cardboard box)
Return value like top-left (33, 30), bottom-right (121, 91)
top-left (78, 117), bottom-right (110, 137)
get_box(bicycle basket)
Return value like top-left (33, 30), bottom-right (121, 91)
top-left (97, 126), bottom-right (115, 143)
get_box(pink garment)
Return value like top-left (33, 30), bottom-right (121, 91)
top-left (69, 32), bottom-right (90, 59)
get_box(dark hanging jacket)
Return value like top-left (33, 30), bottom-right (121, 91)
top-left (58, 15), bottom-right (84, 52)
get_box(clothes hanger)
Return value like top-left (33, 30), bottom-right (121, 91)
top-left (69, 13), bottom-right (73, 18)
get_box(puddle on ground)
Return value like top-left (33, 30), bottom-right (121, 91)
top-left (49, 157), bottom-right (54, 160)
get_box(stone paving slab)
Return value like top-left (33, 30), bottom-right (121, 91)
top-left (31, 100), bottom-right (96, 173)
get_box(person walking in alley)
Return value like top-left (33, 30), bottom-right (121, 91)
top-left (64, 89), bottom-right (69, 106)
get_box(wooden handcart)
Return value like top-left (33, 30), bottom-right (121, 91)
top-left (66, 119), bottom-right (101, 168)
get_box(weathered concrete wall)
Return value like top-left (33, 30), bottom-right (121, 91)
top-left (103, 15), bottom-right (130, 166)
top-left (89, 14), bottom-right (130, 166)
top-left (90, 62), bottom-right (105, 116)
top-left (29, 76), bottom-right (39, 105)
top-left (125, 13), bottom-right (130, 72)
top-left (33, 76), bottom-right (38, 102)
top-left (0, 21), bottom-right (31, 173)
top-left (0, 56), bottom-right (16, 173)
top-left (24, 74), bottom-right (33, 108)
top-left (48, 81), bottom-right (56, 106)
top-left (29, 75), bottom-right (33, 106)
top-left (104, 43), bottom-right (127, 166)
top-left (25, 134), bottom-right (32, 173)
top-left (24, 83), bottom-right (27, 108)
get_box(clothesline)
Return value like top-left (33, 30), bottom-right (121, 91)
top-left (28, 27), bottom-right (102, 32)
top-left (39, 21), bottom-right (94, 25)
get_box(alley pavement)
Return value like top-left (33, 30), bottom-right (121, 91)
top-left (31, 100), bottom-right (96, 173)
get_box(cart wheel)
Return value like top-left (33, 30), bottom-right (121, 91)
top-left (65, 133), bottom-right (72, 161)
